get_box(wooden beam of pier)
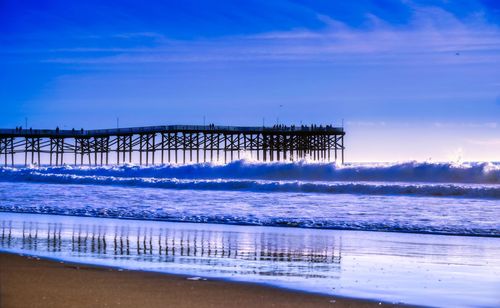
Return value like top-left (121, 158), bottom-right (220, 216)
top-left (0, 125), bottom-right (345, 166)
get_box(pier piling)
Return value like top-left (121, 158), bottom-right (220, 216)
top-left (0, 124), bottom-right (345, 166)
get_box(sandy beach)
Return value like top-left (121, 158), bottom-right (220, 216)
top-left (0, 253), bottom-right (394, 308)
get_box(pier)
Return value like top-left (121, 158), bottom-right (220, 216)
top-left (0, 124), bottom-right (345, 166)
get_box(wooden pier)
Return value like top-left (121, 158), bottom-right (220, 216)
top-left (0, 125), bottom-right (345, 166)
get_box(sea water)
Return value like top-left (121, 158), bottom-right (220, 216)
top-left (0, 160), bottom-right (499, 307)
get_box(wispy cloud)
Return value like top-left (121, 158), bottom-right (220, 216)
top-left (433, 122), bottom-right (498, 129)
top-left (27, 3), bottom-right (499, 66)
top-left (466, 138), bottom-right (500, 146)
top-left (346, 121), bottom-right (388, 127)
top-left (346, 121), bottom-right (499, 129)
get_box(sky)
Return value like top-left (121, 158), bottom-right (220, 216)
top-left (1, 0), bottom-right (499, 162)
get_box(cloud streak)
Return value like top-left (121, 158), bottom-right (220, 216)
top-left (21, 4), bottom-right (496, 67)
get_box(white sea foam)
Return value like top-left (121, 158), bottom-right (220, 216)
top-left (1, 181), bottom-right (499, 236)
top-left (1, 160), bottom-right (499, 236)
top-left (0, 161), bottom-right (499, 199)
top-left (3, 159), bottom-right (499, 184)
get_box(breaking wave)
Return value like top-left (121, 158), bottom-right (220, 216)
top-left (0, 159), bottom-right (500, 184)
top-left (1, 161), bottom-right (499, 236)
top-left (2, 159), bottom-right (499, 184)
top-left (0, 166), bottom-right (499, 199)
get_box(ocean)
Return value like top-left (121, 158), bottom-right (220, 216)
top-left (1, 160), bottom-right (499, 307)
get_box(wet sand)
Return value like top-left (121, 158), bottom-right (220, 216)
top-left (0, 253), bottom-right (392, 308)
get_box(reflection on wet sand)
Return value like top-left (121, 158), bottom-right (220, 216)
top-left (2, 213), bottom-right (500, 307)
top-left (1, 217), bottom-right (342, 279)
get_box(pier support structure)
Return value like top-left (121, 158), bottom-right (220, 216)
top-left (0, 125), bottom-right (345, 166)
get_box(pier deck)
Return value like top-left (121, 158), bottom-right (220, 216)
top-left (0, 124), bottom-right (345, 166)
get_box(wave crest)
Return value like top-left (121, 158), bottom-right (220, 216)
top-left (3, 160), bottom-right (499, 184)
top-left (1, 169), bottom-right (499, 199)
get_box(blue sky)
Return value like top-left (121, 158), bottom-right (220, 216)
top-left (1, 0), bottom-right (499, 161)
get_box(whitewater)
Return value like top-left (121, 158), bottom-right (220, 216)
top-left (0, 160), bottom-right (499, 236)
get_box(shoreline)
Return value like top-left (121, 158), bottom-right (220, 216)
top-left (1, 210), bottom-right (498, 238)
top-left (0, 252), bottom-right (401, 308)
top-left (2, 212), bottom-right (498, 307)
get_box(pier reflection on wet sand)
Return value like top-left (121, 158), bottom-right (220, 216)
top-left (1, 215), bottom-right (342, 280)
top-left (1, 212), bottom-right (500, 307)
